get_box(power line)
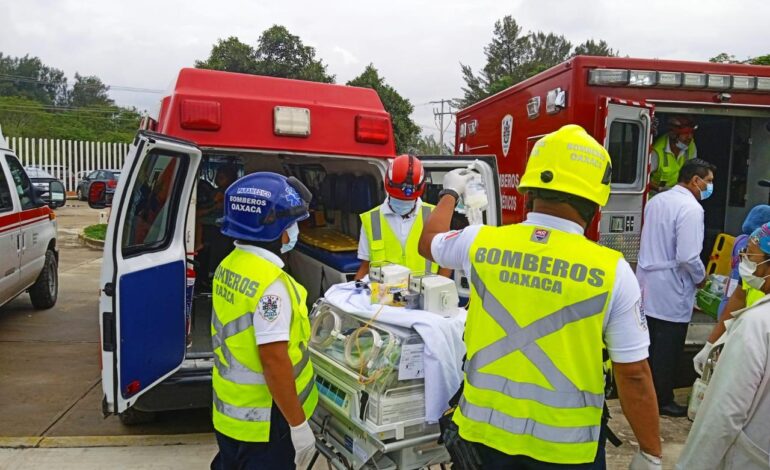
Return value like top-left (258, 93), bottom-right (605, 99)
top-left (0, 73), bottom-right (164, 94)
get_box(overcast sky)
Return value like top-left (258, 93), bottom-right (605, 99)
top-left (2, 0), bottom-right (768, 144)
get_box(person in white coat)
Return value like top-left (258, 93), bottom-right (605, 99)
top-left (676, 224), bottom-right (770, 469)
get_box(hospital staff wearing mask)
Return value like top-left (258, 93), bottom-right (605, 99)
top-left (694, 207), bottom-right (770, 375)
top-left (210, 173), bottom-right (318, 469)
top-left (355, 154), bottom-right (450, 280)
top-left (636, 158), bottom-right (716, 417)
top-left (677, 223), bottom-right (770, 469)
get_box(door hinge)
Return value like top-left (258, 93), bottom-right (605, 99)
top-left (102, 312), bottom-right (116, 352)
top-left (103, 282), bottom-right (115, 297)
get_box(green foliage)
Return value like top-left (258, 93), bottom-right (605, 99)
top-left (709, 52), bottom-right (770, 65)
top-left (409, 134), bottom-right (452, 155)
top-left (69, 73), bottom-right (114, 108)
top-left (194, 37), bottom-right (257, 73)
top-left (347, 64), bottom-right (419, 154)
top-left (0, 52), bottom-right (139, 142)
top-left (196, 26), bottom-right (335, 83)
top-left (83, 223), bottom-right (107, 241)
top-left (0, 53), bottom-right (69, 106)
top-left (458, 16), bottom-right (618, 107)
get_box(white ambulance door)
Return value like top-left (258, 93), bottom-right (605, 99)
top-left (416, 155), bottom-right (502, 297)
top-left (598, 99), bottom-right (654, 265)
top-left (0, 154), bottom-right (20, 301)
top-left (100, 132), bottom-right (201, 414)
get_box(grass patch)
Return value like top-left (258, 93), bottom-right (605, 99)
top-left (83, 224), bottom-right (107, 241)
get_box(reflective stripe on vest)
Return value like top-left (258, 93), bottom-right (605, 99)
top-left (365, 203), bottom-right (435, 273)
top-left (459, 397), bottom-right (599, 444)
top-left (213, 389), bottom-right (271, 422)
top-left (466, 267), bottom-right (606, 411)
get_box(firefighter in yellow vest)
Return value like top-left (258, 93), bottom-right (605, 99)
top-left (211, 172), bottom-right (318, 469)
top-left (650, 116), bottom-right (698, 193)
top-left (356, 154), bottom-right (450, 279)
top-left (419, 125), bottom-right (662, 469)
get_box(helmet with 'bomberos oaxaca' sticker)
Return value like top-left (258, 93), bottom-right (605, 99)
top-left (220, 172), bottom-right (312, 242)
top-left (518, 124), bottom-right (612, 207)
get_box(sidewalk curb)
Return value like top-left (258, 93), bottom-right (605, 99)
top-left (78, 232), bottom-right (105, 250)
top-left (0, 433), bottom-right (215, 449)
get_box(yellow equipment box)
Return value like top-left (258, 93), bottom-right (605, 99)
top-left (299, 227), bottom-right (359, 252)
top-left (706, 233), bottom-right (735, 277)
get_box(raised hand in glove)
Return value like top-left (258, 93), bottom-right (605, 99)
top-left (629, 450), bottom-right (661, 470)
top-left (693, 341), bottom-right (714, 376)
top-left (442, 169), bottom-right (476, 199)
top-left (290, 420), bottom-right (316, 468)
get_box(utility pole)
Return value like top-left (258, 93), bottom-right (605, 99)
top-left (431, 99), bottom-right (454, 152)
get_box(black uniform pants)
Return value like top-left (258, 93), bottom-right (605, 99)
top-left (210, 403), bottom-right (296, 470)
top-left (646, 315), bottom-right (689, 407)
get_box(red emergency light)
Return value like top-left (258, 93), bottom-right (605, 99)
top-left (180, 99), bottom-right (221, 131)
top-left (355, 114), bottom-right (390, 145)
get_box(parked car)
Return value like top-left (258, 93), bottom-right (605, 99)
top-left (25, 167), bottom-right (65, 209)
top-left (77, 169), bottom-right (121, 201)
top-left (0, 139), bottom-right (64, 310)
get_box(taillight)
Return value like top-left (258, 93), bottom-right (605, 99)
top-left (180, 99), bottom-right (221, 131)
top-left (355, 114), bottom-right (391, 144)
top-left (89, 181), bottom-right (106, 203)
top-left (107, 179), bottom-right (117, 189)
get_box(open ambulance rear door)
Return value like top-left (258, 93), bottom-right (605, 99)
top-left (597, 98), bottom-right (654, 265)
top-left (99, 131), bottom-right (201, 414)
top-left (418, 155), bottom-right (501, 295)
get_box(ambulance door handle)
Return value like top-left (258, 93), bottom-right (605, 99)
top-left (16, 234), bottom-right (20, 251)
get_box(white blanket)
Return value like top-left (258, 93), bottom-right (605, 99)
top-left (323, 282), bottom-right (466, 423)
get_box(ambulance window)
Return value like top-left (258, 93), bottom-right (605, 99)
top-left (607, 121), bottom-right (641, 185)
top-left (0, 161), bottom-right (12, 212)
top-left (5, 155), bottom-right (36, 210)
top-left (121, 151), bottom-right (187, 256)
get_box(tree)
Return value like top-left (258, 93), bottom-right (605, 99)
top-left (458, 16), bottom-right (617, 107)
top-left (347, 64), bottom-right (419, 154)
top-left (409, 134), bottom-right (452, 155)
top-left (252, 25), bottom-right (334, 83)
top-left (574, 39), bottom-right (617, 57)
top-left (69, 73), bottom-right (113, 108)
top-left (194, 37), bottom-right (257, 74)
top-left (709, 52), bottom-right (770, 65)
top-left (0, 53), bottom-right (68, 106)
top-left (195, 26), bottom-right (335, 83)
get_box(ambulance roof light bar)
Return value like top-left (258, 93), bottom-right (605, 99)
top-left (588, 68), bottom-right (768, 92)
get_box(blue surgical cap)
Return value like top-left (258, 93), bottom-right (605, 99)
top-left (742, 205), bottom-right (770, 235)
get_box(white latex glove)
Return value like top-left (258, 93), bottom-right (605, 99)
top-left (290, 420), bottom-right (316, 468)
top-left (442, 169), bottom-right (476, 197)
top-left (629, 450), bottom-right (662, 470)
top-left (693, 341), bottom-right (714, 376)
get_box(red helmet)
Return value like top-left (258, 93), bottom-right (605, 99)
top-left (385, 154), bottom-right (426, 200)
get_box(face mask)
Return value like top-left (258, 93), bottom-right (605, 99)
top-left (700, 182), bottom-right (713, 200)
top-left (388, 197), bottom-right (416, 216)
top-left (739, 255), bottom-right (770, 290)
top-left (280, 223), bottom-right (299, 254)
top-left (675, 140), bottom-right (689, 151)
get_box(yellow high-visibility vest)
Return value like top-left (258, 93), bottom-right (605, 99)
top-left (650, 135), bottom-right (697, 190)
top-left (211, 249), bottom-right (317, 442)
top-left (454, 223), bottom-right (621, 464)
top-left (360, 202), bottom-right (438, 274)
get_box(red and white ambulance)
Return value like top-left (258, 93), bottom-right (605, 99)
top-left (455, 56), bottom-right (770, 383)
top-left (94, 68), bottom-right (502, 423)
top-left (0, 130), bottom-right (64, 311)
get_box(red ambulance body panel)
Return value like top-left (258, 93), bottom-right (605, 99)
top-left (154, 68), bottom-right (395, 158)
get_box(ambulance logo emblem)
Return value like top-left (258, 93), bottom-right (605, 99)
top-left (501, 114), bottom-right (513, 158)
top-left (531, 228), bottom-right (550, 243)
top-left (259, 295), bottom-right (281, 322)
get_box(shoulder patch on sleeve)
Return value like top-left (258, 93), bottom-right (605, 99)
top-left (258, 295), bottom-right (282, 322)
top-left (443, 229), bottom-right (463, 241)
top-left (635, 300), bottom-right (648, 332)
